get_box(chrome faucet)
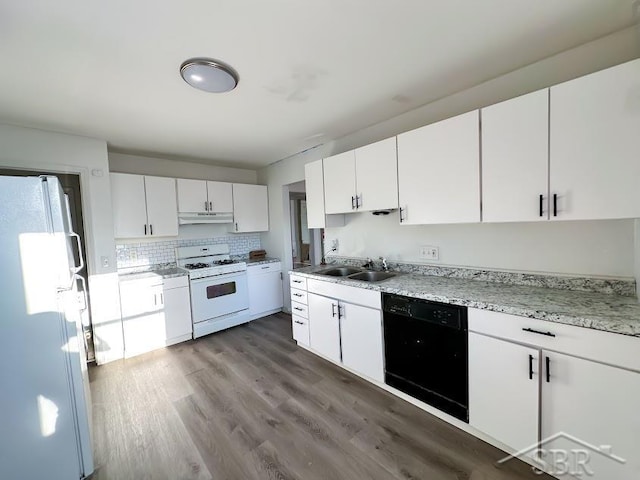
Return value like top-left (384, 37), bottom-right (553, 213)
top-left (379, 256), bottom-right (389, 272)
top-left (362, 257), bottom-right (374, 269)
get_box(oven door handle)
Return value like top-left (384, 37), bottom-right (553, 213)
top-left (190, 271), bottom-right (247, 285)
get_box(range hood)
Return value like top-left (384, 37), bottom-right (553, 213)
top-left (178, 212), bottom-right (234, 225)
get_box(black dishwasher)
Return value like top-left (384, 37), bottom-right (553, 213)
top-left (383, 293), bottom-right (469, 422)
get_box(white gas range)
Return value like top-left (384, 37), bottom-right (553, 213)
top-left (176, 244), bottom-right (250, 338)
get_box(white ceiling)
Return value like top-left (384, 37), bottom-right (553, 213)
top-left (0, 1), bottom-right (636, 168)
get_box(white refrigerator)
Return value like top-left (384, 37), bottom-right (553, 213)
top-left (0, 176), bottom-right (93, 479)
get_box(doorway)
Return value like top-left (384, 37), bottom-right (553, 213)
top-left (0, 168), bottom-right (95, 362)
top-left (288, 181), bottom-right (323, 268)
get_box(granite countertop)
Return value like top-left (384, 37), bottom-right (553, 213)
top-left (291, 265), bottom-right (640, 337)
top-left (118, 265), bottom-right (187, 282)
top-left (244, 257), bottom-right (281, 266)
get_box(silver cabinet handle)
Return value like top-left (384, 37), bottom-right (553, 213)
top-left (160, 293), bottom-right (164, 305)
top-left (293, 307), bottom-right (304, 311)
top-left (331, 303), bottom-right (337, 317)
top-left (150, 224), bottom-right (153, 235)
top-left (356, 194), bottom-right (362, 209)
top-left (337, 304), bottom-right (343, 319)
top-left (209, 201), bottom-right (213, 211)
top-left (153, 293), bottom-right (157, 305)
top-left (205, 201), bottom-right (209, 211)
top-left (144, 224), bottom-right (147, 235)
top-left (261, 266), bottom-right (270, 269)
top-left (294, 320), bottom-right (305, 325)
top-left (293, 293), bottom-right (303, 297)
top-left (293, 280), bottom-right (302, 283)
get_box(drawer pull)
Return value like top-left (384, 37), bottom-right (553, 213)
top-left (293, 293), bottom-right (303, 297)
top-left (261, 266), bottom-right (270, 269)
top-left (522, 327), bottom-right (556, 337)
top-left (293, 280), bottom-right (302, 283)
top-left (294, 320), bottom-right (305, 325)
top-left (294, 307), bottom-right (304, 311)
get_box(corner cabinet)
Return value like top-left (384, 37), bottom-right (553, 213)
top-left (322, 137), bottom-right (398, 214)
top-left (232, 183), bottom-right (269, 232)
top-left (110, 173), bottom-right (178, 238)
top-left (397, 110), bottom-right (480, 224)
top-left (247, 262), bottom-right (283, 320)
top-left (468, 308), bottom-right (640, 480)
top-left (550, 58), bottom-right (640, 221)
top-left (304, 160), bottom-right (344, 229)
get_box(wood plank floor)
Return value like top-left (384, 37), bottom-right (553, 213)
top-left (90, 313), bottom-right (551, 480)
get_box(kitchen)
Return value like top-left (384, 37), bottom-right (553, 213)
top-left (1, 1), bottom-right (640, 480)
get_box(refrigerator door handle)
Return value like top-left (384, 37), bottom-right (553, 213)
top-left (75, 274), bottom-right (89, 313)
top-left (69, 232), bottom-right (85, 274)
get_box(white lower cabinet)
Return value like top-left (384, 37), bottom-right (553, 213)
top-left (339, 302), bottom-right (384, 382)
top-left (307, 293), bottom-right (341, 363)
top-left (469, 332), bottom-right (539, 453)
top-left (119, 275), bottom-right (192, 358)
top-left (247, 262), bottom-right (283, 320)
top-left (469, 309), bottom-right (640, 480)
top-left (306, 283), bottom-right (384, 382)
top-left (541, 352), bottom-right (640, 480)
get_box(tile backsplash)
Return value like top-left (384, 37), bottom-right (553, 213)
top-left (115, 234), bottom-right (261, 269)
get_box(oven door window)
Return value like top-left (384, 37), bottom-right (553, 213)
top-left (206, 281), bottom-right (237, 299)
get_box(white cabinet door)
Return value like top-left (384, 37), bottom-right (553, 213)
top-left (110, 173), bottom-right (148, 238)
top-left (339, 302), bottom-right (383, 382)
top-left (397, 110), bottom-right (480, 224)
top-left (248, 269), bottom-right (283, 318)
top-left (176, 178), bottom-right (208, 213)
top-left (207, 181), bottom-right (233, 213)
top-left (120, 282), bottom-right (166, 358)
top-left (163, 286), bottom-right (192, 341)
top-left (307, 293), bottom-right (341, 363)
top-left (232, 184), bottom-right (269, 232)
top-left (469, 333), bottom-right (539, 453)
top-left (550, 59), bottom-right (640, 221)
top-left (541, 351), bottom-right (640, 480)
top-left (482, 89), bottom-right (549, 222)
top-left (354, 137), bottom-right (398, 212)
top-left (323, 150), bottom-right (357, 214)
top-left (144, 176), bottom-right (178, 237)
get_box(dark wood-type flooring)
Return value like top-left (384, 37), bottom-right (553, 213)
top-left (90, 313), bottom-right (551, 480)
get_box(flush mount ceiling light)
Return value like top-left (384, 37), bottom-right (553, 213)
top-left (180, 58), bottom-right (239, 93)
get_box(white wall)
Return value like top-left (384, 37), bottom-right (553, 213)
top-left (326, 214), bottom-right (634, 278)
top-left (259, 27), bottom-right (640, 289)
top-left (0, 123), bottom-right (123, 364)
top-left (109, 152), bottom-right (257, 183)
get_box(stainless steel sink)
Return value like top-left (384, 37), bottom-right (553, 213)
top-left (347, 271), bottom-right (397, 282)
top-left (317, 266), bottom-right (364, 277)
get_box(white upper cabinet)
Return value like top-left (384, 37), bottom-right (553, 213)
top-left (397, 110), bottom-right (481, 224)
top-left (481, 89), bottom-right (549, 222)
top-left (206, 181), bottom-right (233, 213)
top-left (323, 137), bottom-right (398, 214)
top-left (176, 178), bottom-right (233, 213)
top-left (323, 150), bottom-right (357, 214)
top-left (176, 178), bottom-right (208, 213)
top-left (111, 173), bottom-right (148, 238)
top-left (550, 59), bottom-right (640, 221)
top-left (111, 173), bottom-right (178, 238)
top-left (232, 183), bottom-right (269, 232)
top-left (354, 137), bottom-right (398, 212)
top-left (304, 159), bottom-right (345, 229)
top-left (144, 176), bottom-right (179, 237)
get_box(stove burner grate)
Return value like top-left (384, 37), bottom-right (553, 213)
top-left (184, 262), bottom-right (210, 270)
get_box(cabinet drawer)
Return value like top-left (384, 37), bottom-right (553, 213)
top-left (290, 275), bottom-right (307, 290)
top-left (469, 308), bottom-right (640, 372)
top-left (248, 262), bottom-right (282, 276)
top-left (292, 315), bottom-right (309, 346)
top-left (290, 288), bottom-right (308, 305)
top-left (163, 275), bottom-right (188, 290)
top-left (307, 278), bottom-right (381, 309)
top-left (291, 301), bottom-right (308, 319)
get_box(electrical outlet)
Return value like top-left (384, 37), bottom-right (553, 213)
top-left (101, 256), bottom-right (110, 268)
top-left (419, 245), bottom-right (439, 261)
